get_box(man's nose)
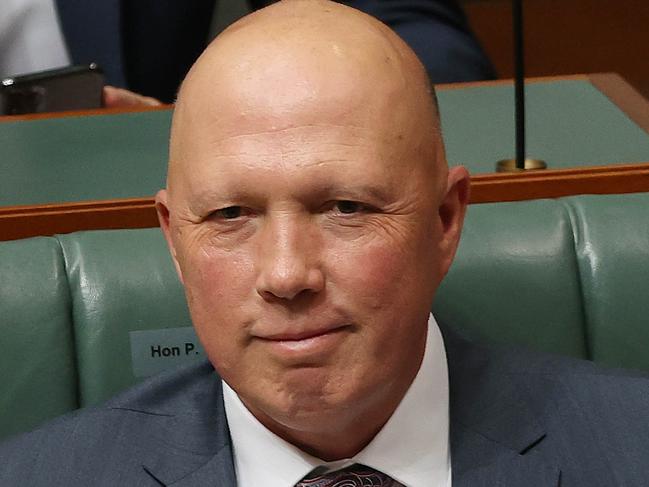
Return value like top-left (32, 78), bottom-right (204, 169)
top-left (255, 217), bottom-right (324, 301)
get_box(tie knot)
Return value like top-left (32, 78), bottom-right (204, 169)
top-left (296, 463), bottom-right (403, 487)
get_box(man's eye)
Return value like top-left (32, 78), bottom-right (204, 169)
top-left (335, 201), bottom-right (362, 214)
top-left (214, 206), bottom-right (242, 219)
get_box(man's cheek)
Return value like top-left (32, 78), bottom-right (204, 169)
top-left (339, 244), bottom-right (408, 306)
top-left (184, 259), bottom-right (247, 371)
top-left (185, 245), bottom-right (250, 290)
top-left (182, 271), bottom-right (240, 348)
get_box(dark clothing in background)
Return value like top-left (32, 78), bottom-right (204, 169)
top-left (54, 0), bottom-right (495, 103)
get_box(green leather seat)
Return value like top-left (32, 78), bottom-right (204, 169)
top-left (0, 237), bottom-right (78, 439)
top-left (436, 193), bottom-right (649, 370)
top-left (57, 229), bottom-right (192, 407)
top-left (435, 198), bottom-right (589, 359)
top-left (562, 194), bottom-right (649, 370)
top-left (1, 192), bottom-right (648, 440)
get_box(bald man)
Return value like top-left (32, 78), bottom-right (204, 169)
top-left (156, 1), bottom-right (466, 481)
top-left (2, 1), bottom-right (649, 486)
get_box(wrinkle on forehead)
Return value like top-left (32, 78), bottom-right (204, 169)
top-left (206, 124), bottom-right (375, 148)
top-left (168, 0), bottom-right (444, 199)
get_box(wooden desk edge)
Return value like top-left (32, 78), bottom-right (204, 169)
top-left (1, 162), bottom-right (648, 240)
top-left (436, 73), bottom-right (591, 90)
top-left (470, 162), bottom-right (649, 203)
top-left (0, 198), bottom-right (158, 241)
top-left (0, 104), bottom-right (173, 123)
top-left (588, 73), bottom-right (649, 134)
top-left (437, 72), bottom-right (649, 135)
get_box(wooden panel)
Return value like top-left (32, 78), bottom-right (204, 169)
top-left (470, 162), bottom-right (649, 204)
top-left (0, 198), bottom-right (158, 241)
top-left (589, 73), bottom-right (649, 134)
top-left (463, 0), bottom-right (649, 99)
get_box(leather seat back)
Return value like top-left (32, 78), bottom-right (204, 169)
top-left (435, 198), bottom-right (589, 359)
top-left (57, 229), bottom-right (193, 407)
top-left (0, 237), bottom-right (78, 438)
top-left (563, 194), bottom-right (649, 370)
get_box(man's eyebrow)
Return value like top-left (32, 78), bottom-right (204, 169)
top-left (186, 183), bottom-right (395, 210)
top-left (189, 187), bottom-right (245, 206)
top-left (184, 188), bottom-right (235, 215)
top-left (315, 183), bottom-right (393, 204)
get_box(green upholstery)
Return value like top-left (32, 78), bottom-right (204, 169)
top-left (438, 80), bottom-right (649, 171)
top-left (0, 237), bottom-right (78, 439)
top-left (434, 199), bottom-right (589, 358)
top-left (562, 194), bottom-right (649, 370)
top-left (436, 193), bottom-right (649, 369)
top-left (57, 229), bottom-right (191, 407)
top-left (0, 110), bottom-right (170, 207)
top-left (1, 192), bottom-right (648, 440)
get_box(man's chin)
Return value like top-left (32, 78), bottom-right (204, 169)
top-left (241, 381), bottom-right (362, 429)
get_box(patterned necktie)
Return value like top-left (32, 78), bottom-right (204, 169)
top-left (295, 463), bottom-right (404, 487)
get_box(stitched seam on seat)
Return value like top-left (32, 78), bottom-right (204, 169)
top-left (558, 199), bottom-right (593, 361)
top-left (53, 234), bottom-right (83, 411)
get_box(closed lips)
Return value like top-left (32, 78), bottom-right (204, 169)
top-left (256, 325), bottom-right (350, 342)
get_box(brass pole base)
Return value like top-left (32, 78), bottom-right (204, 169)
top-left (496, 158), bottom-right (547, 172)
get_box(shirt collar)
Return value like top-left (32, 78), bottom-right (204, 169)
top-left (223, 314), bottom-right (450, 487)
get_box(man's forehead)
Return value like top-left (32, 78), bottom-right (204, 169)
top-left (168, 0), bottom-right (441, 190)
top-left (174, 123), bottom-right (398, 191)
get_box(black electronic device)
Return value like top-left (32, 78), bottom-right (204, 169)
top-left (0, 64), bottom-right (104, 116)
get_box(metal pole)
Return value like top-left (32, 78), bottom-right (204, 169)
top-left (513, 0), bottom-right (526, 169)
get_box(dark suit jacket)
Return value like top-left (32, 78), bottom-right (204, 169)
top-left (2, 327), bottom-right (649, 486)
top-left (54, 0), bottom-right (495, 103)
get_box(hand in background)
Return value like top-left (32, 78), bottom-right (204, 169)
top-left (102, 86), bottom-right (163, 108)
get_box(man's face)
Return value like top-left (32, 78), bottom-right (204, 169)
top-left (157, 14), bottom-right (467, 452)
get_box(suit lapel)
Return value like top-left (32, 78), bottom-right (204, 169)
top-left (168, 446), bottom-right (237, 487)
top-left (54, 0), bottom-right (127, 87)
top-left (128, 362), bottom-right (237, 486)
top-left (451, 425), bottom-right (559, 487)
top-left (141, 439), bottom-right (236, 487)
top-left (442, 326), bottom-right (561, 486)
top-left (141, 436), bottom-right (236, 487)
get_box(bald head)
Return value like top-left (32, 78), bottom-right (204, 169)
top-left (157, 0), bottom-right (468, 461)
top-left (168, 0), bottom-right (444, 196)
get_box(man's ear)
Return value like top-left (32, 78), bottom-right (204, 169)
top-left (155, 189), bottom-right (185, 284)
top-left (437, 166), bottom-right (470, 277)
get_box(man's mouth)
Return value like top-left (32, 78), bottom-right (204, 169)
top-left (254, 324), bottom-right (351, 356)
top-left (258, 324), bottom-right (349, 342)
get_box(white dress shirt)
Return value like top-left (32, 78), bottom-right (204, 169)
top-left (223, 314), bottom-right (451, 487)
top-left (1, 0), bottom-right (70, 78)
